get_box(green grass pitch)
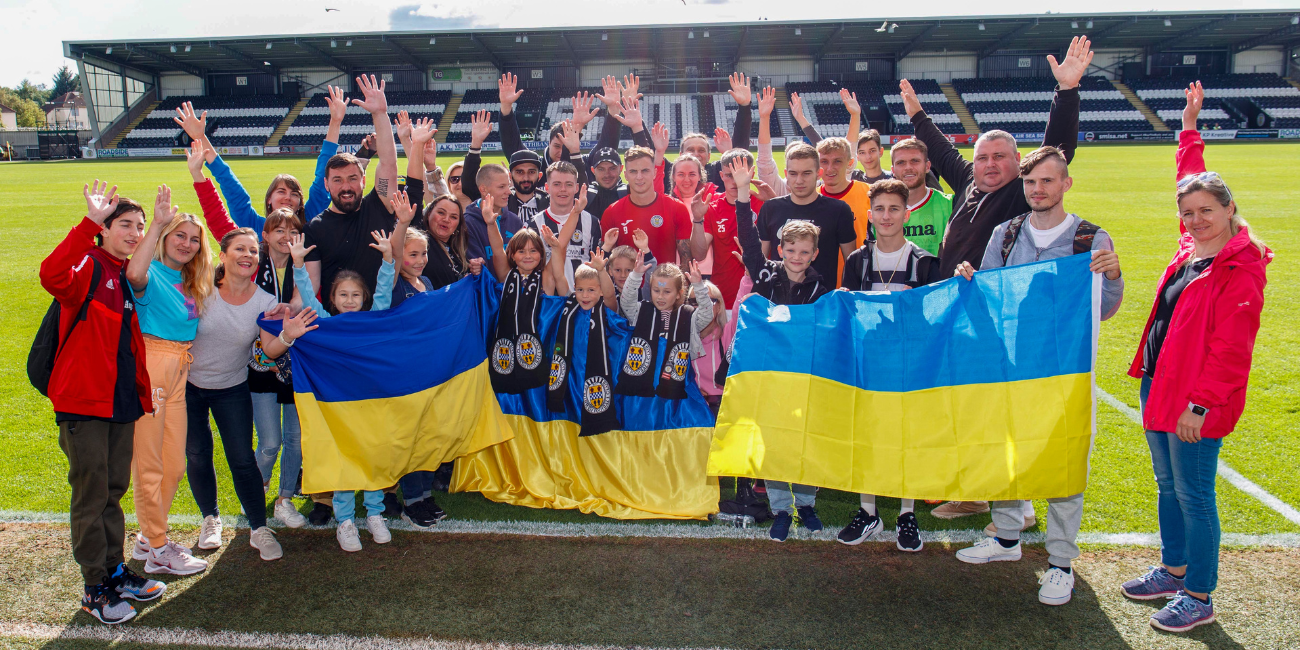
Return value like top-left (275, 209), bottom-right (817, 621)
top-left (0, 142), bottom-right (1296, 537)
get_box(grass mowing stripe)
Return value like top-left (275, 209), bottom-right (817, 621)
top-left (1096, 387), bottom-right (1300, 526)
top-left (0, 621), bottom-right (723, 650)
top-left (3, 510), bottom-right (1298, 547)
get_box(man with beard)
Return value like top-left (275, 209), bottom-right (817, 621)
top-left (303, 75), bottom-right (421, 312)
top-left (463, 112), bottom-right (587, 222)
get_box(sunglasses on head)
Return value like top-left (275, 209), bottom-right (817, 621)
top-left (1177, 171), bottom-right (1232, 202)
top-left (448, 175), bottom-right (462, 183)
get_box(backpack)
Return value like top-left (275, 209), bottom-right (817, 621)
top-left (28, 259), bottom-right (101, 397)
top-left (1000, 214), bottom-right (1100, 264)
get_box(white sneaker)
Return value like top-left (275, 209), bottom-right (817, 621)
top-left (249, 526), bottom-right (283, 561)
top-left (274, 499), bottom-right (308, 529)
top-left (196, 516), bottom-right (223, 550)
top-left (956, 537), bottom-right (1022, 564)
top-left (336, 519), bottom-right (362, 552)
top-left (366, 515), bottom-right (391, 544)
top-left (134, 534), bottom-right (194, 560)
top-left (143, 542), bottom-right (209, 576)
top-left (1039, 567), bottom-right (1075, 605)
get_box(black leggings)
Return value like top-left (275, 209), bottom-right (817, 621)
top-left (185, 381), bottom-right (267, 529)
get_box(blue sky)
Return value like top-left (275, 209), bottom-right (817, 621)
top-left (3, 0), bottom-right (1298, 87)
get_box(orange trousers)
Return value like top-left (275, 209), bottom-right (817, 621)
top-left (132, 338), bottom-right (192, 548)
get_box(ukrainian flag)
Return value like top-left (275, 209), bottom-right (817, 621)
top-left (708, 254), bottom-right (1101, 501)
top-left (260, 278), bottom-right (512, 493)
top-left (452, 274), bottom-right (719, 520)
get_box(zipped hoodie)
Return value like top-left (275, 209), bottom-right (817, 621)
top-left (39, 218), bottom-right (152, 418)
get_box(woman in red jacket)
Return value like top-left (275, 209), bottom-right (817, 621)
top-left (1120, 82), bottom-right (1273, 634)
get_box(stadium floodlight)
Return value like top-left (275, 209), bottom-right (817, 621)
top-left (185, 45), bottom-right (191, 52)
top-left (429, 37), bottom-right (436, 44)
top-left (170, 45), bottom-right (177, 53)
top-left (346, 40), bottom-right (352, 46)
top-left (978, 22), bottom-right (985, 30)
top-left (1164, 19), bottom-right (1172, 27)
top-left (523, 35), bottom-right (528, 43)
top-left (703, 30), bottom-right (709, 37)
top-left (264, 61), bottom-right (271, 66)
top-left (1292, 15), bottom-right (1299, 25)
top-left (1071, 21), bottom-right (1078, 29)
top-left (1086, 20), bottom-right (1093, 28)
top-left (515, 36), bottom-right (521, 42)
top-left (330, 39), bottom-right (337, 47)
top-left (888, 23), bottom-right (896, 33)
top-left (688, 30), bottom-right (694, 38)
top-left (602, 32), bottom-right (608, 40)
top-left (795, 28), bottom-right (802, 35)
top-left (105, 47), bottom-right (112, 54)
top-left (265, 42), bottom-right (272, 50)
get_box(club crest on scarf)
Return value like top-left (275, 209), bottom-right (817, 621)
top-left (583, 376), bottom-right (613, 414)
top-left (666, 342), bottom-right (690, 382)
top-left (624, 337), bottom-right (652, 376)
top-left (493, 338), bottom-right (514, 373)
top-left (517, 333), bottom-right (542, 371)
top-left (549, 354), bottom-right (567, 390)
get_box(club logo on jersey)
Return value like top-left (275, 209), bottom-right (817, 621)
top-left (623, 337), bottom-right (652, 376)
top-left (549, 356), bottom-right (567, 390)
top-left (516, 334), bottom-right (542, 370)
top-left (583, 376), bottom-right (613, 414)
top-left (492, 338), bottom-right (514, 374)
top-left (650, 214), bottom-right (664, 228)
top-left (106, 278), bottom-right (115, 290)
top-left (570, 229), bottom-right (584, 244)
top-left (667, 342), bottom-right (691, 381)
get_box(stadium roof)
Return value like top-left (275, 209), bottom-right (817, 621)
top-left (65, 10), bottom-right (1300, 77)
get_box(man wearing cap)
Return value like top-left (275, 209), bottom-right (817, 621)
top-left (585, 147), bottom-right (629, 220)
top-left (506, 149), bottom-right (549, 222)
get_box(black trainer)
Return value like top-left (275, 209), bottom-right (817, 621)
top-left (796, 505), bottom-right (823, 532)
top-left (837, 507), bottom-right (882, 545)
top-left (425, 497), bottom-right (448, 522)
top-left (402, 499), bottom-right (438, 530)
top-left (306, 501), bottom-right (333, 526)
top-left (382, 492), bottom-right (402, 518)
top-left (895, 511), bottom-right (923, 552)
top-left (769, 511), bottom-right (793, 542)
top-left (82, 581), bottom-right (136, 625)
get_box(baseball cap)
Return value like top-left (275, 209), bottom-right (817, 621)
top-left (590, 147), bottom-right (622, 167)
top-left (508, 149), bottom-right (543, 171)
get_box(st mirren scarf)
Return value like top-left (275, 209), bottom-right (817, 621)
top-left (616, 303), bottom-right (692, 400)
top-left (490, 268), bottom-right (548, 394)
top-left (548, 298), bottom-right (620, 436)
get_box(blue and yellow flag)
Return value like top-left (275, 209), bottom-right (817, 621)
top-left (708, 254), bottom-right (1100, 501)
top-left (452, 274), bottom-right (719, 520)
top-left (261, 279), bottom-right (512, 493)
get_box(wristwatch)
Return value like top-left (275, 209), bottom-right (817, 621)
top-left (1188, 402), bottom-right (1208, 416)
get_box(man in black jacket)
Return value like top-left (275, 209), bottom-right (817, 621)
top-left (901, 36), bottom-right (1093, 280)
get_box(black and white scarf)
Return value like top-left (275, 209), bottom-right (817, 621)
top-left (490, 268), bottom-right (548, 394)
top-left (616, 303), bottom-right (692, 400)
top-left (548, 298), bottom-right (620, 436)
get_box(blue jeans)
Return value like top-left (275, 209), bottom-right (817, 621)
top-left (332, 490), bottom-right (384, 523)
top-left (764, 481), bottom-right (816, 515)
top-left (251, 392), bottom-right (301, 499)
top-left (1140, 375), bottom-right (1223, 594)
top-left (398, 472), bottom-right (434, 506)
top-left (185, 381), bottom-right (267, 529)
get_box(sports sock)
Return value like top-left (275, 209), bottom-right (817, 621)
top-left (899, 499), bottom-right (915, 515)
top-left (860, 494), bottom-right (877, 516)
top-left (1050, 564), bottom-right (1072, 574)
top-left (996, 537), bottom-right (1019, 548)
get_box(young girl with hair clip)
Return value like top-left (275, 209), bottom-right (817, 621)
top-left (482, 192), bottom-right (580, 394)
top-left (261, 205), bottom-right (399, 553)
top-left (615, 256), bottom-right (713, 401)
top-left (184, 228), bottom-right (284, 562)
top-left (123, 185), bottom-right (213, 576)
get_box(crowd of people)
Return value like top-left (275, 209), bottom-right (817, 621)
top-left (38, 35), bottom-right (1270, 635)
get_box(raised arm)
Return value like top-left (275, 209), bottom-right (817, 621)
top-left (587, 248), bottom-right (619, 309)
top-left (789, 92), bottom-right (819, 144)
top-left (755, 86), bottom-right (787, 194)
top-left (407, 115), bottom-right (438, 182)
top-left (351, 75), bottom-right (398, 211)
top-left (1042, 36), bottom-right (1089, 162)
top-left (686, 261), bottom-right (713, 333)
top-left (176, 102), bottom-right (264, 233)
top-left (688, 186), bottom-right (713, 261)
top-left (480, 194), bottom-right (510, 282)
top-left (620, 255), bottom-right (650, 321)
top-left (729, 159), bottom-right (766, 282)
top-left (902, 79), bottom-right (972, 191)
top-left (127, 185), bottom-right (178, 292)
top-left (461, 110), bottom-right (492, 202)
top-left (498, 73), bottom-right (526, 157)
top-left (1177, 81), bottom-right (1207, 181)
top-left (187, 140), bottom-right (238, 241)
top-left (324, 85), bottom-right (347, 145)
top-left (841, 89), bottom-right (861, 146)
top-left (727, 73), bottom-right (753, 152)
top-left (367, 229), bottom-right (397, 311)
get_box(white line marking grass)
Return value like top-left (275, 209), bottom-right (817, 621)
top-left (0, 621), bottom-right (725, 650)
top-left (1096, 387), bottom-right (1300, 526)
top-left (2, 510), bottom-right (1298, 547)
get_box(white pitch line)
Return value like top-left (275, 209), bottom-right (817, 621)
top-left (0, 621), bottom-right (734, 650)
top-left (1096, 386), bottom-right (1300, 527)
top-left (3, 510), bottom-right (1298, 547)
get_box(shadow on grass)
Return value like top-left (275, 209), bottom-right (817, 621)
top-left (42, 529), bottom-right (1155, 650)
